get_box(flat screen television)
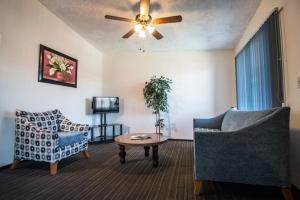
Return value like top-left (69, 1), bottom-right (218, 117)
top-left (92, 97), bottom-right (119, 113)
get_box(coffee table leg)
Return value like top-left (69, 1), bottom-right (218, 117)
top-left (152, 145), bottom-right (158, 167)
top-left (144, 146), bottom-right (150, 157)
top-left (119, 145), bottom-right (126, 164)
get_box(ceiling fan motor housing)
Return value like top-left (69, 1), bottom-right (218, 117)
top-left (136, 14), bottom-right (152, 25)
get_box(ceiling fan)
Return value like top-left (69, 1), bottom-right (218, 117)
top-left (105, 0), bottom-right (182, 40)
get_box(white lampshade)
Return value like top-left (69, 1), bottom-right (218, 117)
top-left (146, 25), bottom-right (155, 34)
top-left (139, 30), bottom-right (146, 38)
top-left (134, 24), bottom-right (142, 33)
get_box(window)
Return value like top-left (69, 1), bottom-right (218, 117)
top-left (235, 10), bottom-right (284, 110)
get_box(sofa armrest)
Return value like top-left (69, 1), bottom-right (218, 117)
top-left (193, 111), bottom-right (227, 129)
top-left (194, 116), bottom-right (289, 160)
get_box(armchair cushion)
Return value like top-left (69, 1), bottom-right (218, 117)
top-left (221, 109), bottom-right (274, 131)
top-left (58, 132), bottom-right (87, 147)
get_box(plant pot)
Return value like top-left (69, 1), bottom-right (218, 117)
top-left (155, 127), bottom-right (163, 135)
top-left (56, 72), bottom-right (65, 81)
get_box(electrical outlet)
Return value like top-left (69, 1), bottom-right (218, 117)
top-left (298, 77), bottom-right (300, 89)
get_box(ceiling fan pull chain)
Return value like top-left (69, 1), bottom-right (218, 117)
top-left (139, 41), bottom-right (146, 53)
top-left (142, 41), bottom-right (146, 53)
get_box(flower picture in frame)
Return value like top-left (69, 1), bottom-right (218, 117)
top-left (38, 44), bottom-right (78, 88)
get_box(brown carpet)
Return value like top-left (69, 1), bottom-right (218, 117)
top-left (0, 141), bottom-right (293, 200)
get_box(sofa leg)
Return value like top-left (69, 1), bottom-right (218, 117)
top-left (281, 187), bottom-right (293, 200)
top-left (194, 180), bottom-right (203, 195)
top-left (82, 150), bottom-right (90, 159)
top-left (10, 160), bottom-right (20, 170)
top-left (50, 163), bottom-right (58, 176)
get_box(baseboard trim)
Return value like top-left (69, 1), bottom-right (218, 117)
top-left (0, 163), bottom-right (12, 170)
top-left (0, 160), bottom-right (26, 170)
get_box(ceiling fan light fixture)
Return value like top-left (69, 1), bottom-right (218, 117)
top-left (139, 30), bottom-right (146, 38)
top-left (105, 0), bottom-right (182, 40)
top-left (134, 24), bottom-right (142, 33)
top-left (146, 25), bottom-right (155, 34)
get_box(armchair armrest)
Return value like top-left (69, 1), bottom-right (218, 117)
top-left (193, 111), bottom-right (227, 130)
top-left (57, 115), bottom-right (89, 132)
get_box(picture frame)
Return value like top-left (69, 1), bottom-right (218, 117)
top-left (38, 44), bottom-right (78, 88)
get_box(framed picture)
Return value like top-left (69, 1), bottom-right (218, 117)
top-left (38, 44), bottom-right (78, 88)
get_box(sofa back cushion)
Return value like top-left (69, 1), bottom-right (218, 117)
top-left (221, 108), bottom-right (275, 132)
top-left (20, 110), bottom-right (59, 132)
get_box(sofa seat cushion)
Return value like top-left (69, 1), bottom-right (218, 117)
top-left (221, 109), bottom-right (274, 132)
top-left (58, 131), bottom-right (86, 147)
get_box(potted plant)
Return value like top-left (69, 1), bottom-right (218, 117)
top-left (143, 76), bottom-right (172, 134)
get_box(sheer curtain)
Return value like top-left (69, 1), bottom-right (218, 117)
top-left (236, 10), bottom-right (284, 111)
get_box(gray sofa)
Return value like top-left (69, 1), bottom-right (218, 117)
top-left (193, 107), bottom-right (293, 200)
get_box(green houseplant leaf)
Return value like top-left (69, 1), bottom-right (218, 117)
top-left (143, 76), bottom-right (172, 134)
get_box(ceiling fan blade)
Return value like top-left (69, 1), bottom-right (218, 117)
top-left (152, 29), bottom-right (163, 40)
top-left (152, 15), bottom-right (183, 24)
top-left (140, 0), bottom-right (150, 16)
top-left (105, 15), bottom-right (134, 23)
top-left (122, 28), bottom-right (136, 39)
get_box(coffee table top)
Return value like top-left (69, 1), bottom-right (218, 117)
top-left (115, 133), bottom-right (168, 146)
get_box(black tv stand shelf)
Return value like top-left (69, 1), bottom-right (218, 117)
top-left (89, 113), bottom-right (123, 144)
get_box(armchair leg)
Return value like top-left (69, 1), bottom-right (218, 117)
top-left (10, 160), bottom-right (20, 170)
top-left (281, 187), bottom-right (293, 200)
top-left (82, 150), bottom-right (90, 159)
top-left (50, 163), bottom-right (58, 176)
top-left (194, 180), bottom-right (203, 195)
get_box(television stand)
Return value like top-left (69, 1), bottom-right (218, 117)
top-left (89, 113), bottom-right (123, 144)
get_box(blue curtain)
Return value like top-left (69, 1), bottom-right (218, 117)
top-left (236, 10), bottom-right (283, 111)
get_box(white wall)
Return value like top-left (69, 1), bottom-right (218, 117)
top-left (103, 51), bottom-right (235, 140)
top-left (235, 0), bottom-right (300, 187)
top-left (0, 0), bottom-right (103, 166)
top-left (283, 0), bottom-right (300, 188)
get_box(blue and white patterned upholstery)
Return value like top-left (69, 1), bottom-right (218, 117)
top-left (26, 110), bottom-right (59, 131)
top-left (14, 109), bottom-right (89, 164)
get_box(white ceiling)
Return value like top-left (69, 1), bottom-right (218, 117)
top-left (39, 0), bottom-right (261, 52)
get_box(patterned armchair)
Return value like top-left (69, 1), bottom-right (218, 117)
top-left (11, 109), bottom-right (90, 175)
top-left (193, 107), bottom-right (293, 200)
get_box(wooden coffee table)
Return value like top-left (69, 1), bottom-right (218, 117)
top-left (115, 133), bottom-right (168, 167)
